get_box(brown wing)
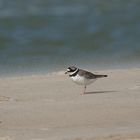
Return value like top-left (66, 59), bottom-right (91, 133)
top-left (78, 69), bottom-right (97, 79)
top-left (78, 69), bottom-right (107, 79)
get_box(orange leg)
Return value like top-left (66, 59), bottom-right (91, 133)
top-left (81, 85), bottom-right (86, 95)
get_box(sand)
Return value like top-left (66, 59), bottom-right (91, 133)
top-left (0, 68), bottom-right (140, 140)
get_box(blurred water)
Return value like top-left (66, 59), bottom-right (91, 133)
top-left (0, 0), bottom-right (140, 76)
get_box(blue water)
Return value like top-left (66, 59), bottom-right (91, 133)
top-left (0, 0), bottom-right (140, 76)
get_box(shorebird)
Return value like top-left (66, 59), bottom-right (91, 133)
top-left (65, 66), bottom-right (107, 95)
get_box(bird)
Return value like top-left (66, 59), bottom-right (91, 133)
top-left (65, 66), bottom-right (107, 95)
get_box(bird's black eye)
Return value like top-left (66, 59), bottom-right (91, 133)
top-left (68, 68), bottom-right (73, 72)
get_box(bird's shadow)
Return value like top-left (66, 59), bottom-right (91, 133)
top-left (85, 90), bottom-right (117, 95)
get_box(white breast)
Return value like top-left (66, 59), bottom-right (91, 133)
top-left (70, 74), bottom-right (96, 85)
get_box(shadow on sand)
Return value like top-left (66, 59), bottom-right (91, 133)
top-left (85, 90), bottom-right (117, 95)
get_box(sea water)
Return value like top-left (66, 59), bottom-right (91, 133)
top-left (0, 0), bottom-right (140, 76)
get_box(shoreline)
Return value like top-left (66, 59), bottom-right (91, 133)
top-left (0, 66), bottom-right (140, 79)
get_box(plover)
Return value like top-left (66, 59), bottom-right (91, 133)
top-left (65, 66), bottom-right (107, 95)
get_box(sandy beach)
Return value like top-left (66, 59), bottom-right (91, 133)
top-left (0, 68), bottom-right (140, 140)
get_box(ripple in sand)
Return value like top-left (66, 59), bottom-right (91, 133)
top-left (0, 96), bottom-right (17, 102)
top-left (0, 136), bottom-right (13, 140)
top-left (0, 96), bottom-right (10, 102)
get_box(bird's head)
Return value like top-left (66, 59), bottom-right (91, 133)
top-left (65, 66), bottom-right (78, 75)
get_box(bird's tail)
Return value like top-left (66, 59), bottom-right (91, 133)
top-left (95, 74), bottom-right (108, 78)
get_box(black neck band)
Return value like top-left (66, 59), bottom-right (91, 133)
top-left (69, 69), bottom-right (79, 77)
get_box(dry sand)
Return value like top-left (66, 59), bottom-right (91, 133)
top-left (0, 68), bottom-right (140, 140)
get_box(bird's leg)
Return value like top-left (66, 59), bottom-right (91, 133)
top-left (82, 85), bottom-right (86, 95)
